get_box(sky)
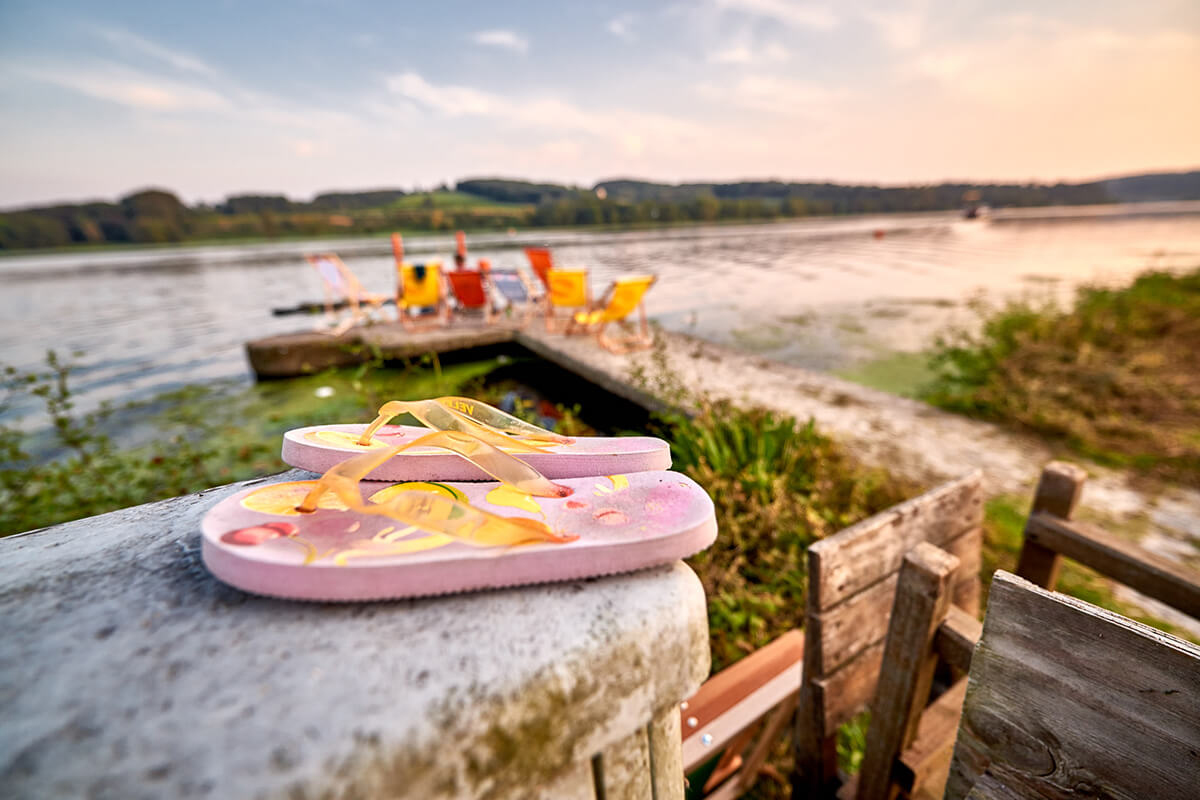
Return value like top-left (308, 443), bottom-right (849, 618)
top-left (1, 0), bottom-right (1198, 208)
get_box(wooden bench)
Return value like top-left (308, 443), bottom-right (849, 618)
top-left (794, 472), bottom-right (983, 798)
top-left (945, 571), bottom-right (1200, 800)
top-left (680, 471), bottom-right (984, 798)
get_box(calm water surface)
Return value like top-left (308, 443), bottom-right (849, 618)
top-left (3, 202), bottom-right (1200, 422)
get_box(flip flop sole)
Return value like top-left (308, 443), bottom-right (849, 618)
top-left (281, 424), bottom-right (671, 480)
top-left (201, 471), bottom-right (715, 601)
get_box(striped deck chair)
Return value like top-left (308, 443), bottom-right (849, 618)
top-left (481, 261), bottom-right (536, 328)
top-left (571, 274), bottom-right (656, 353)
top-left (398, 262), bottom-right (448, 331)
top-left (305, 253), bottom-right (389, 335)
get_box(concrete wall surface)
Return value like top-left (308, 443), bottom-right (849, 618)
top-left (0, 471), bottom-right (710, 799)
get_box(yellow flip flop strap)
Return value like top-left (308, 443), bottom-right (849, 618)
top-left (296, 430), bottom-right (576, 547)
top-left (356, 397), bottom-right (573, 448)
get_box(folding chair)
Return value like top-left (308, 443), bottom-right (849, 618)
top-left (445, 269), bottom-right (494, 325)
top-left (572, 274), bottom-right (657, 353)
top-left (482, 261), bottom-right (537, 328)
top-left (305, 253), bottom-right (389, 335)
top-left (398, 262), bottom-right (448, 331)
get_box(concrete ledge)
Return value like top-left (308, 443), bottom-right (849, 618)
top-left (0, 471), bottom-right (710, 799)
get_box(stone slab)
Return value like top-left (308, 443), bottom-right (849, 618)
top-left (0, 471), bottom-right (710, 799)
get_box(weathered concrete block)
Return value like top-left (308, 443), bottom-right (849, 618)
top-left (0, 471), bottom-right (710, 799)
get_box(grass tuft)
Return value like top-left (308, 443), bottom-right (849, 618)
top-left (923, 267), bottom-right (1200, 483)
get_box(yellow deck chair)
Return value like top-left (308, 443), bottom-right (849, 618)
top-left (571, 274), bottom-right (656, 353)
top-left (544, 268), bottom-right (591, 333)
top-left (398, 261), bottom-right (448, 330)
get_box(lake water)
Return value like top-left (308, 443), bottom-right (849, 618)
top-left (3, 202), bottom-right (1200, 423)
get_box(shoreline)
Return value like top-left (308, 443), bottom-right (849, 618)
top-left (5, 199), bottom-right (1200, 259)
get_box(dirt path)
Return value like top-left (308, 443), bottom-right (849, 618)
top-left (522, 327), bottom-right (1200, 633)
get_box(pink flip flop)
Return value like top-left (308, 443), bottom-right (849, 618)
top-left (202, 432), bottom-right (716, 601)
top-left (281, 396), bottom-right (671, 480)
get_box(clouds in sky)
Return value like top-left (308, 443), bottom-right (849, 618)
top-left (0, 0), bottom-right (1197, 206)
top-left (606, 14), bottom-right (637, 42)
top-left (468, 29), bottom-right (529, 54)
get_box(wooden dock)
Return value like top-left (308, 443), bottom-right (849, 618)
top-left (245, 321), bottom-right (670, 413)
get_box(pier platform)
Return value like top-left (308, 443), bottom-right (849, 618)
top-left (245, 322), bottom-right (669, 414)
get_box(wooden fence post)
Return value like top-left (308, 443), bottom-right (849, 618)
top-left (1015, 461), bottom-right (1086, 588)
top-left (855, 542), bottom-right (960, 800)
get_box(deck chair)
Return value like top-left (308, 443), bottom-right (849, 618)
top-left (571, 274), bottom-right (657, 353)
top-left (945, 571), bottom-right (1200, 800)
top-left (681, 472), bottom-right (983, 799)
top-left (544, 268), bottom-right (591, 333)
top-left (306, 253), bottom-right (389, 335)
top-left (524, 247), bottom-right (555, 291)
top-left (482, 262), bottom-right (537, 328)
top-left (445, 269), bottom-right (494, 325)
top-left (398, 262), bottom-right (448, 331)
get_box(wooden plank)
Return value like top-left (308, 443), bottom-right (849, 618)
top-left (857, 543), bottom-right (960, 800)
top-left (813, 639), bottom-right (886, 736)
top-left (945, 572), bottom-right (1200, 800)
top-left (808, 573), bottom-right (898, 676)
top-left (951, 577), bottom-right (981, 619)
top-left (681, 659), bottom-right (802, 770)
top-left (946, 525), bottom-right (983, 618)
top-left (943, 526), bottom-right (983, 581)
top-left (793, 680), bottom-right (841, 798)
top-left (935, 607), bottom-right (982, 674)
top-left (680, 630), bottom-right (804, 743)
top-left (726, 694), bottom-right (798, 796)
top-left (1025, 512), bottom-right (1200, 619)
top-left (809, 472), bottom-right (982, 611)
top-left (961, 773), bottom-right (1028, 800)
top-left (1014, 461), bottom-right (1085, 588)
top-left (896, 678), bottom-right (969, 795)
top-left (1027, 460), bottom-right (1088, 518)
top-left (810, 527), bottom-right (982, 676)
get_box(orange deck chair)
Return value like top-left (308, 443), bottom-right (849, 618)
top-left (446, 269), bottom-right (494, 324)
top-left (305, 253), bottom-right (390, 335)
top-left (524, 247), bottom-right (555, 292)
top-left (571, 274), bottom-right (656, 352)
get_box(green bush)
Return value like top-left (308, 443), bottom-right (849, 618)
top-left (923, 268), bottom-right (1200, 482)
top-left (663, 400), bottom-right (912, 672)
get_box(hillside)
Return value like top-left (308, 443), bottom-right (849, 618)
top-left (1104, 171), bottom-right (1200, 203)
top-left (2, 169), bottom-right (1197, 251)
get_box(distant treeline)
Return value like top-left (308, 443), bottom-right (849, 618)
top-left (2, 170), bottom-right (1197, 251)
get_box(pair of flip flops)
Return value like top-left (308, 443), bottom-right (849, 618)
top-left (201, 398), bottom-right (718, 601)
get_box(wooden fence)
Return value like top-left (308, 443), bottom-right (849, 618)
top-left (946, 572), bottom-right (1200, 800)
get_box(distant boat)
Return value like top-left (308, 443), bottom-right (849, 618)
top-left (961, 189), bottom-right (989, 219)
